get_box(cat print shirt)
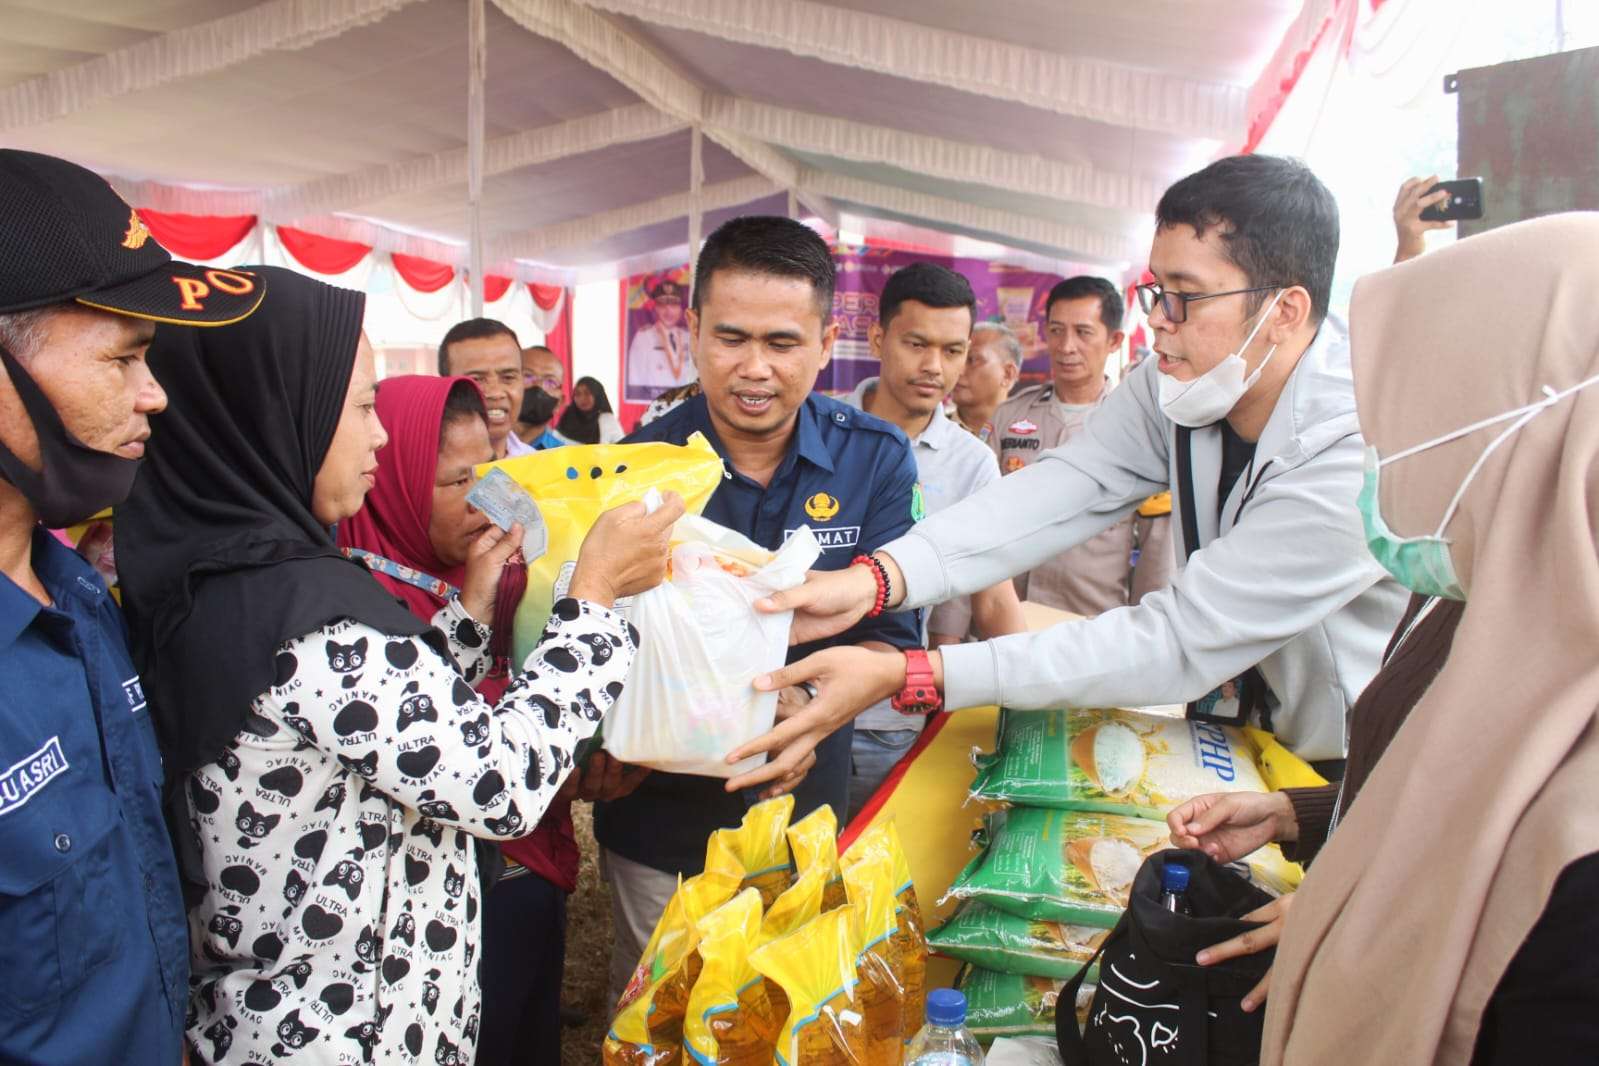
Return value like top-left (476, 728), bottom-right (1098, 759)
top-left (185, 596), bottom-right (636, 1065)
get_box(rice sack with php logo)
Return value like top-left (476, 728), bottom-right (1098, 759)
top-left (969, 708), bottom-right (1267, 817)
top-left (957, 967), bottom-right (1096, 1040)
top-left (928, 902), bottom-right (1109, 981)
top-left (944, 808), bottom-right (1299, 926)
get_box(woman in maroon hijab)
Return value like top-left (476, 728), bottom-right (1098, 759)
top-left (337, 374), bottom-right (577, 1063)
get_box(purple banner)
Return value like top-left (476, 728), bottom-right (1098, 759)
top-left (819, 244), bottom-right (1063, 393)
top-left (618, 247), bottom-right (1066, 406)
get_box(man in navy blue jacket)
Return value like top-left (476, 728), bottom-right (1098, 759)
top-left (0, 149), bottom-right (265, 1065)
top-left (594, 216), bottom-right (922, 1001)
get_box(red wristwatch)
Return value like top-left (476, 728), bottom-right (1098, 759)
top-left (892, 649), bottom-right (942, 715)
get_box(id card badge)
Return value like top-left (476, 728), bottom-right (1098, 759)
top-left (1187, 667), bottom-right (1268, 728)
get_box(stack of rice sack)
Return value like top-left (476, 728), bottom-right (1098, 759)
top-left (929, 707), bottom-right (1301, 1040)
top-left (604, 796), bottom-right (931, 1065)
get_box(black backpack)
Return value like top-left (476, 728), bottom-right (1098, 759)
top-left (1056, 849), bottom-right (1276, 1066)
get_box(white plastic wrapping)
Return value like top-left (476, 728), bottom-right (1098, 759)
top-left (603, 515), bottom-right (821, 777)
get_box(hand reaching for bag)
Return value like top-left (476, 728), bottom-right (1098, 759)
top-left (1197, 892), bottom-right (1295, 1012)
top-left (1166, 791), bottom-right (1299, 864)
top-left (568, 492), bottom-right (686, 607)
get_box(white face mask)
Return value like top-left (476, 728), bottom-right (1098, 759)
top-left (1158, 289), bottom-right (1285, 428)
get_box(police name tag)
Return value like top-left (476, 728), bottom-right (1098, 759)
top-left (0, 737), bottom-right (69, 817)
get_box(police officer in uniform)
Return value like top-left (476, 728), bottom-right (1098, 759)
top-left (992, 276), bottom-right (1172, 614)
top-left (625, 277), bottom-right (696, 397)
top-left (0, 150), bottom-right (265, 1064)
top-left (595, 217), bottom-right (921, 1004)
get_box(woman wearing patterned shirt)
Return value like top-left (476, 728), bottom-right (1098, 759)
top-left (118, 268), bottom-right (682, 1064)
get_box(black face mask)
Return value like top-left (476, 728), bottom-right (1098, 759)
top-left (518, 387), bottom-right (559, 427)
top-left (0, 340), bottom-right (141, 528)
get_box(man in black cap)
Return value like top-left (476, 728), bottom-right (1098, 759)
top-left (0, 149), bottom-right (264, 1064)
top-left (625, 276), bottom-right (696, 398)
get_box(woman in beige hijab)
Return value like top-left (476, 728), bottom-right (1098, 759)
top-left (1260, 212), bottom-right (1599, 1063)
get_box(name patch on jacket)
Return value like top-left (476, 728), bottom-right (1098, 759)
top-left (0, 737), bottom-right (69, 817)
top-left (1001, 437), bottom-right (1042, 451)
top-left (786, 526), bottom-right (860, 551)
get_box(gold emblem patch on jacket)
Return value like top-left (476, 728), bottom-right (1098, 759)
top-left (804, 492), bottom-right (840, 521)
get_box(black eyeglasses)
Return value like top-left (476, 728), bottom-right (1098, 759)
top-left (1135, 283), bottom-right (1281, 324)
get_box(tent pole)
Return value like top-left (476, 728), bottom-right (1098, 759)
top-left (688, 124), bottom-right (704, 259)
top-left (467, 0), bottom-right (486, 316)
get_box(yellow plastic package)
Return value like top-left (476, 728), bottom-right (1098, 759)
top-left (480, 433), bottom-right (724, 666)
top-left (683, 889), bottom-right (777, 1066)
top-left (749, 906), bottom-right (867, 1066)
top-left (842, 820), bottom-right (928, 1037)
top-left (754, 863), bottom-right (828, 1047)
top-left (705, 795), bottom-right (796, 910)
top-left (841, 851), bottom-right (906, 1063)
top-left (605, 869), bottom-right (741, 1065)
top-left (787, 805), bottom-right (847, 912)
top-left (1242, 726), bottom-right (1330, 791)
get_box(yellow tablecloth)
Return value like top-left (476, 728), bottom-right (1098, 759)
top-left (839, 603), bottom-right (1077, 987)
top-left (837, 603), bottom-right (1318, 987)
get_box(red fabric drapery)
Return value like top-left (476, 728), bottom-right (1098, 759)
top-left (136, 209), bottom-right (256, 261)
top-left (529, 283), bottom-right (564, 312)
top-left (484, 275), bottom-right (512, 303)
top-left (1243, 0), bottom-right (1358, 153)
top-left (390, 252), bottom-right (455, 293)
top-left (277, 225), bottom-right (372, 275)
top-left (542, 289), bottom-right (573, 394)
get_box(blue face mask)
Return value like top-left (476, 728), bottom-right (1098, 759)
top-left (1359, 372), bottom-right (1599, 600)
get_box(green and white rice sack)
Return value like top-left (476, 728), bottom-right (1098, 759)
top-left (969, 707), bottom-right (1267, 818)
top-left (928, 901), bottom-right (1108, 981)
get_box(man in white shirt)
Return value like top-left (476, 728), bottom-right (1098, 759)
top-left (625, 279), bottom-right (695, 399)
top-left (839, 262), bottom-right (1026, 815)
top-left (729, 155), bottom-right (1409, 782)
top-left (438, 318), bottom-right (530, 457)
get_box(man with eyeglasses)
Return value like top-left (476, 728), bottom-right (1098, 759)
top-left (728, 155), bottom-right (1409, 786)
top-left (515, 344), bottom-right (571, 451)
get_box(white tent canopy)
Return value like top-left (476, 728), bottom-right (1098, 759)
top-left (1, 0), bottom-right (1334, 284)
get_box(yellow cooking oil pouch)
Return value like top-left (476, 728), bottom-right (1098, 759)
top-left (787, 804), bottom-right (847, 912)
top-left (706, 795), bottom-right (795, 910)
top-left (606, 869), bottom-right (741, 1064)
top-left (842, 819), bottom-right (927, 1035)
top-left (683, 889), bottom-right (776, 1066)
top-left (841, 851), bottom-right (906, 1063)
top-left (479, 432), bottom-right (724, 666)
top-left (753, 863), bottom-right (828, 1046)
top-left (749, 906), bottom-right (868, 1066)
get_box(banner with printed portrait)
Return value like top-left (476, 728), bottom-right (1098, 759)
top-left (621, 264), bottom-right (696, 406)
top-left (617, 249), bottom-right (1069, 416)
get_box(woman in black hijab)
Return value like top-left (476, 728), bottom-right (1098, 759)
top-left (117, 267), bottom-right (680, 1064)
top-left (556, 375), bottom-right (625, 443)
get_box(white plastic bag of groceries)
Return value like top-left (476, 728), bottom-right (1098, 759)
top-left (603, 515), bottom-right (822, 777)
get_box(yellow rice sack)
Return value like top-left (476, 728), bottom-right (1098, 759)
top-left (482, 433), bottom-right (724, 666)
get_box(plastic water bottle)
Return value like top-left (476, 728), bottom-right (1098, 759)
top-left (907, 988), bottom-right (985, 1065)
top-left (1161, 859), bottom-right (1192, 915)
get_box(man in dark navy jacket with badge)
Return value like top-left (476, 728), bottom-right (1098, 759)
top-left (595, 216), bottom-right (922, 1001)
top-left (0, 150), bottom-right (265, 1064)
